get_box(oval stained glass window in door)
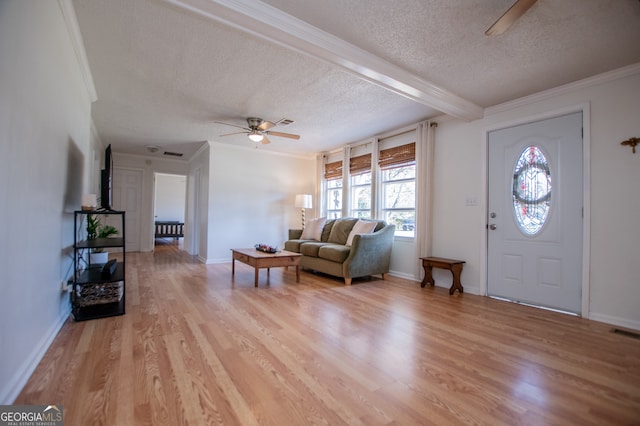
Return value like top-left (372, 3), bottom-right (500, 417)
top-left (512, 146), bottom-right (551, 235)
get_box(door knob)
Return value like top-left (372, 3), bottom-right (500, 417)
top-left (489, 224), bottom-right (497, 230)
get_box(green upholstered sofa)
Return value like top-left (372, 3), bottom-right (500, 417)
top-left (284, 218), bottom-right (395, 285)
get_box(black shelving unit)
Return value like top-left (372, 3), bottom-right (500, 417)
top-left (71, 210), bottom-right (126, 321)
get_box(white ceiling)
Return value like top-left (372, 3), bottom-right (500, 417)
top-left (72, 0), bottom-right (640, 158)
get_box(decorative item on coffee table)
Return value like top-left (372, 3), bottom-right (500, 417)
top-left (255, 243), bottom-right (278, 253)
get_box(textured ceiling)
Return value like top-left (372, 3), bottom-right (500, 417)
top-left (72, 0), bottom-right (640, 158)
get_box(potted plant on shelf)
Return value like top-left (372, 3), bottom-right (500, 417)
top-left (87, 214), bottom-right (119, 265)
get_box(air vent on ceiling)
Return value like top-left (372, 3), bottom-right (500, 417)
top-left (163, 151), bottom-right (183, 157)
top-left (275, 118), bottom-right (294, 126)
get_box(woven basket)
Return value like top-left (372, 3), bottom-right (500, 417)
top-left (76, 281), bottom-right (123, 306)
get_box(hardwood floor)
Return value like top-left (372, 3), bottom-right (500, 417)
top-left (17, 241), bottom-right (640, 425)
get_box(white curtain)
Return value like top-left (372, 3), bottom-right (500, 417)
top-left (342, 146), bottom-right (351, 217)
top-left (316, 154), bottom-right (325, 218)
top-left (415, 120), bottom-right (436, 277)
top-left (370, 138), bottom-right (380, 219)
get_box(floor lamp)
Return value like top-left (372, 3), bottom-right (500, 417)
top-left (295, 194), bottom-right (312, 229)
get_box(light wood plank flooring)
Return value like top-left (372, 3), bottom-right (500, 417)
top-left (16, 241), bottom-right (640, 425)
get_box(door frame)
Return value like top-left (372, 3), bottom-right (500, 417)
top-left (113, 166), bottom-right (144, 252)
top-left (480, 102), bottom-right (591, 318)
top-left (152, 171), bottom-right (188, 247)
top-left (187, 167), bottom-right (201, 257)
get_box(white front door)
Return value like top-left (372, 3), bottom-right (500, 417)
top-left (488, 112), bottom-right (583, 313)
top-left (112, 168), bottom-right (143, 252)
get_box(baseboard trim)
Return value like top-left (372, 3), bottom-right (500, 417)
top-left (388, 270), bottom-right (419, 282)
top-left (388, 271), bottom-right (481, 295)
top-left (588, 312), bottom-right (640, 332)
top-left (0, 311), bottom-right (69, 404)
top-left (198, 255), bottom-right (228, 264)
top-left (202, 257), bottom-right (229, 264)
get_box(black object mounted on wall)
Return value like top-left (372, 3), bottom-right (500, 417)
top-left (100, 144), bottom-right (112, 210)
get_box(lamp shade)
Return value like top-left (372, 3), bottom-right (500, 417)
top-left (248, 130), bottom-right (264, 142)
top-left (295, 194), bottom-right (312, 209)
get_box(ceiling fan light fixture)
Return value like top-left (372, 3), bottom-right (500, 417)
top-left (217, 117), bottom-right (299, 144)
top-left (248, 130), bottom-right (264, 142)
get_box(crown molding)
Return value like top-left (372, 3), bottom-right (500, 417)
top-left (57, 0), bottom-right (97, 103)
top-left (190, 141), bottom-right (210, 161)
top-left (486, 62), bottom-right (640, 116)
top-left (163, 0), bottom-right (483, 121)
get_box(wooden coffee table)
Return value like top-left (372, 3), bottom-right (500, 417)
top-left (231, 248), bottom-right (302, 287)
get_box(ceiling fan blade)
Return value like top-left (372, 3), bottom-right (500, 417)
top-left (485, 0), bottom-right (537, 36)
top-left (219, 131), bottom-right (247, 137)
top-left (268, 131), bottom-right (300, 140)
top-left (257, 120), bottom-right (276, 131)
top-left (261, 135), bottom-right (271, 145)
top-left (214, 121), bottom-right (250, 131)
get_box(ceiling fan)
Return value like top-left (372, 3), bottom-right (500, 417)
top-left (215, 117), bottom-right (300, 145)
top-left (485, 0), bottom-right (537, 36)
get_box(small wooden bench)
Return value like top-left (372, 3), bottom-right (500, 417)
top-left (420, 257), bottom-right (465, 295)
top-left (155, 221), bottom-right (184, 239)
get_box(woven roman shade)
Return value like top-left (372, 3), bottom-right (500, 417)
top-left (349, 153), bottom-right (372, 175)
top-left (378, 142), bottom-right (416, 170)
top-left (324, 160), bottom-right (343, 179)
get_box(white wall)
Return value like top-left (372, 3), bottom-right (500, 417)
top-left (0, 1), bottom-right (96, 403)
top-left (432, 66), bottom-right (640, 330)
top-left (205, 142), bottom-right (316, 263)
top-left (188, 144), bottom-right (211, 259)
top-left (154, 174), bottom-right (186, 222)
top-left (389, 239), bottom-right (419, 280)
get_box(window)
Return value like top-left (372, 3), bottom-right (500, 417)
top-left (512, 145), bottom-right (551, 236)
top-left (326, 178), bottom-right (343, 219)
top-left (325, 160), bottom-right (343, 219)
top-left (322, 137), bottom-right (416, 237)
top-left (349, 154), bottom-right (372, 219)
top-left (379, 143), bottom-right (416, 237)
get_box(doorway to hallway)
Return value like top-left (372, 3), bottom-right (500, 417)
top-left (153, 173), bottom-right (187, 249)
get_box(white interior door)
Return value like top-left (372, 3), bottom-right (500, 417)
top-left (488, 112), bottom-right (583, 313)
top-left (112, 168), bottom-right (142, 252)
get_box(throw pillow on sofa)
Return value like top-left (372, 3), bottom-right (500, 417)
top-left (327, 218), bottom-right (359, 245)
top-left (300, 217), bottom-right (326, 240)
top-left (345, 220), bottom-right (378, 246)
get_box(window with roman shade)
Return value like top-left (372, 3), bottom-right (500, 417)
top-left (349, 153), bottom-right (372, 219)
top-left (324, 160), bottom-right (343, 219)
top-left (324, 160), bottom-right (343, 180)
top-left (349, 154), bottom-right (372, 175)
top-left (379, 142), bottom-right (416, 236)
top-left (378, 142), bottom-right (416, 170)
top-left (321, 129), bottom-right (418, 236)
